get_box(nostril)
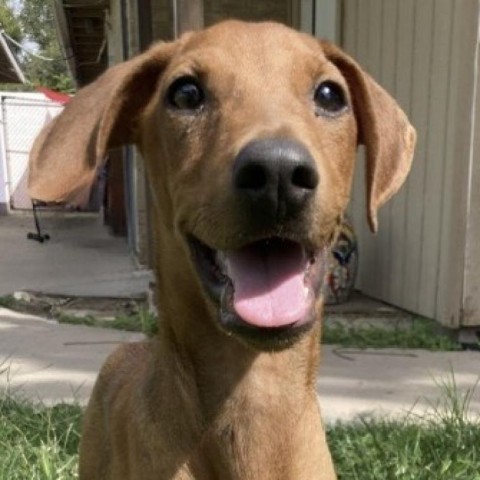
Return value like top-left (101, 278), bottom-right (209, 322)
top-left (235, 163), bottom-right (268, 190)
top-left (291, 165), bottom-right (319, 190)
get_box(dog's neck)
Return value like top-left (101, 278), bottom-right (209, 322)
top-left (154, 305), bottom-right (327, 479)
top-left (148, 230), bottom-right (331, 479)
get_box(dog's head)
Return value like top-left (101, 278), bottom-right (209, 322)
top-left (29, 21), bottom-right (415, 350)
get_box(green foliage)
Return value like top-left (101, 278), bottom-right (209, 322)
top-left (17, 0), bottom-right (74, 92)
top-left (0, 2), bottom-right (22, 42)
top-left (0, 0), bottom-right (74, 91)
top-left (17, 0), bottom-right (53, 51)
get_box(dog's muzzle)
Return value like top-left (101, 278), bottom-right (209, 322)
top-left (188, 138), bottom-right (326, 349)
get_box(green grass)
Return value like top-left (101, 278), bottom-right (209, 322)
top-left (0, 295), bottom-right (15, 310)
top-left (57, 315), bottom-right (465, 351)
top-left (0, 396), bottom-right (82, 479)
top-left (328, 418), bottom-right (480, 479)
top-left (1, 294), bottom-right (468, 350)
top-left (328, 375), bottom-right (480, 479)
top-left (0, 294), bottom-right (158, 338)
top-left (322, 319), bottom-right (462, 351)
top-left (56, 308), bottom-right (158, 337)
top-left (0, 375), bottom-right (478, 478)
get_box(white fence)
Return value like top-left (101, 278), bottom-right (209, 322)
top-left (0, 93), bottom-right (64, 211)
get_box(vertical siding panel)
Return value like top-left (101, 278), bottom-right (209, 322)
top-left (418, 0), bottom-right (454, 317)
top-left (340, 0), bottom-right (356, 55)
top-left (356, 0), bottom-right (370, 67)
top-left (355, 0), bottom-right (380, 296)
top-left (343, 0), bottom-right (367, 277)
top-left (401, 0), bottom-right (434, 313)
top-left (355, 0), bottom-right (398, 297)
top-left (366, 0), bottom-right (389, 292)
top-left (362, 0), bottom-right (385, 296)
top-left (343, 0), bottom-right (362, 212)
top-left (436, 0), bottom-right (479, 326)
top-left (387, 0), bottom-right (415, 305)
top-left (376, 0), bottom-right (398, 299)
top-left (435, 0), bottom-right (459, 324)
top-left (366, 0), bottom-right (382, 79)
top-left (348, 0), bottom-right (372, 296)
top-left (341, 0), bottom-right (479, 325)
top-left (354, 0), bottom-right (383, 293)
top-left (463, 33), bottom-right (480, 325)
top-left (379, 0), bottom-right (398, 93)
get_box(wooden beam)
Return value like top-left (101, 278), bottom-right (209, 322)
top-left (174, 0), bottom-right (204, 37)
top-left (137, 0), bottom-right (153, 50)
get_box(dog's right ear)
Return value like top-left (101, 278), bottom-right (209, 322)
top-left (28, 41), bottom-right (177, 204)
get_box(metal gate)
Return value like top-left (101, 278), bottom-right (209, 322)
top-left (2, 95), bottom-right (64, 210)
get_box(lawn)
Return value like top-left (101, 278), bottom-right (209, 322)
top-left (1, 296), bottom-right (478, 478)
top-left (0, 380), bottom-right (479, 480)
top-left (0, 396), bottom-right (81, 480)
top-left (329, 417), bottom-right (480, 479)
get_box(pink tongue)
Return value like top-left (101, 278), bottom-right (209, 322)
top-left (226, 241), bottom-right (309, 328)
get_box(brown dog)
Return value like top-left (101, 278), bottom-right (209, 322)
top-left (28, 21), bottom-right (415, 480)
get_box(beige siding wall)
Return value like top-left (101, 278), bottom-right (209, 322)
top-left (342, 0), bottom-right (479, 326)
top-left (463, 10), bottom-right (480, 327)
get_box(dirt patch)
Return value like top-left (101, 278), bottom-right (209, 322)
top-left (3, 291), bottom-right (147, 321)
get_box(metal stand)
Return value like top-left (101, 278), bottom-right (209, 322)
top-left (27, 200), bottom-right (50, 243)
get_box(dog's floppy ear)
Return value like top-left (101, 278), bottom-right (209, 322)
top-left (28, 41), bottom-right (176, 204)
top-left (322, 41), bottom-right (416, 233)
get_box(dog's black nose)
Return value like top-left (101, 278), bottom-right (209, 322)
top-left (233, 139), bottom-right (319, 220)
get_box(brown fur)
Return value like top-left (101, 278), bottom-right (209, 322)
top-left (28, 21), bottom-right (415, 480)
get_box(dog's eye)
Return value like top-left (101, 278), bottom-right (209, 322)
top-left (314, 81), bottom-right (347, 116)
top-left (167, 76), bottom-right (205, 110)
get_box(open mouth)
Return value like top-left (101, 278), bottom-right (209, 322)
top-left (188, 235), bottom-right (327, 345)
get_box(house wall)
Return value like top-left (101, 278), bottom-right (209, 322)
top-left (300, 0), bottom-right (338, 41)
top-left (104, 0), bottom-right (150, 262)
top-left (0, 105), bottom-right (7, 215)
top-left (463, 8), bottom-right (480, 327)
top-left (125, 0), bottom-right (152, 265)
top-left (342, 0), bottom-right (479, 327)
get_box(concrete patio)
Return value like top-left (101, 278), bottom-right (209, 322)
top-left (0, 306), bottom-right (479, 423)
top-left (1, 211), bottom-right (479, 423)
top-left (0, 212), bottom-right (152, 298)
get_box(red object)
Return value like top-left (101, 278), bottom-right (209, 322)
top-left (36, 87), bottom-right (72, 105)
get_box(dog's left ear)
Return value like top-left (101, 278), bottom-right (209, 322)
top-left (322, 41), bottom-right (416, 233)
top-left (28, 41), bottom-right (177, 204)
